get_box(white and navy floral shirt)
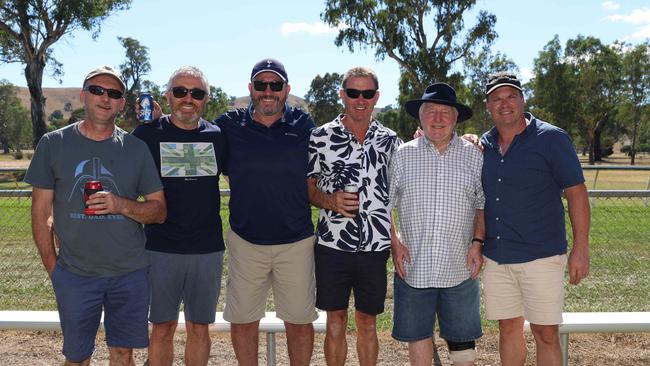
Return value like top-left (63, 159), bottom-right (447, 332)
top-left (308, 115), bottom-right (402, 252)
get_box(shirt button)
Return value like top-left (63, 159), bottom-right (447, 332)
top-left (498, 178), bottom-right (502, 182)
top-left (496, 197), bottom-right (500, 201)
top-left (497, 236), bottom-right (501, 239)
top-left (496, 217), bottom-right (500, 221)
top-left (500, 159), bottom-right (504, 163)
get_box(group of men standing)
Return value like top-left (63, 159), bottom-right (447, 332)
top-left (26, 57), bottom-right (590, 366)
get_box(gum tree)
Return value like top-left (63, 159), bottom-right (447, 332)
top-left (0, 0), bottom-right (131, 147)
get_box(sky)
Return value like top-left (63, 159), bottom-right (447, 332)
top-left (0, 0), bottom-right (649, 108)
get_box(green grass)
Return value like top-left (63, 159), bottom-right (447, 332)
top-left (1, 178), bottom-right (649, 331)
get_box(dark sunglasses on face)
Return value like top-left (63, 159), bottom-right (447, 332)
top-left (84, 85), bottom-right (123, 99)
top-left (253, 80), bottom-right (285, 92)
top-left (345, 88), bottom-right (377, 99)
top-left (172, 86), bottom-right (207, 100)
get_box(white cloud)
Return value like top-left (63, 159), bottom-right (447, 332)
top-left (604, 8), bottom-right (650, 24)
top-left (603, 7), bottom-right (650, 41)
top-left (280, 22), bottom-right (347, 36)
top-left (602, 1), bottom-right (620, 11)
top-left (626, 24), bottom-right (650, 40)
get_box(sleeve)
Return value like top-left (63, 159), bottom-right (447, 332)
top-left (307, 131), bottom-right (321, 179)
top-left (136, 141), bottom-right (164, 196)
top-left (548, 130), bottom-right (585, 188)
top-left (23, 135), bottom-right (54, 189)
top-left (474, 151), bottom-right (485, 210)
top-left (387, 148), bottom-right (402, 212)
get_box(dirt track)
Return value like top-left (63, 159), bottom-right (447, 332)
top-left (1, 330), bottom-right (648, 365)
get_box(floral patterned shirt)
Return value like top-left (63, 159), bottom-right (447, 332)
top-left (308, 115), bottom-right (402, 252)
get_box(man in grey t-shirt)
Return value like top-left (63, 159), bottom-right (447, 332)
top-left (25, 66), bottom-right (166, 366)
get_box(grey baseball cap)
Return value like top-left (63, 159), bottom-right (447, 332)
top-left (84, 66), bottom-right (126, 91)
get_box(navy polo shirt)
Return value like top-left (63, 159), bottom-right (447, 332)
top-left (480, 113), bottom-right (584, 264)
top-left (214, 104), bottom-right (315, 245)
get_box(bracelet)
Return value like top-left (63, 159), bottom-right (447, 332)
top-left (472, 238), bottom-right (484, 245)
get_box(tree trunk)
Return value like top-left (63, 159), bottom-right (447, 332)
top-left (630, 106), bottom-right (640, 166)
top-left (593, 128), bottom-right (602, 162)
top-left (1, 138), bottom-right (9, 154)
top-left (25, 59), bottom-right (47, 148)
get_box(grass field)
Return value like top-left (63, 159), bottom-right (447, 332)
top-left (1, 195), bottom-right (648, 331)
top-left (1, 155), bottom-right (649, 330)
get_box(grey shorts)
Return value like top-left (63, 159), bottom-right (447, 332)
top-left (147, 250), bottom-right (224, 324)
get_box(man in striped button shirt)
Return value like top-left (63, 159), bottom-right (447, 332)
top-left (389, 82), bottom-right (485, 366)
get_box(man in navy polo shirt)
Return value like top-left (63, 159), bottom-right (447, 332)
top-left (215, 58), bottom-right (317, 366)
top-left (132, 66), bottom-right (227, 366)
top-left (480, 72), bottom-right (590, 366)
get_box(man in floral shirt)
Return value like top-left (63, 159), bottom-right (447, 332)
top-left (307, 66), bottom-right (402, 366)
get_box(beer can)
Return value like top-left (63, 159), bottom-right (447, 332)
top-left (84, 180), bottom-right (103, 215)
top-left (138, 92), bottom-right (154, 123)
top-left (344, 184), bottom-right (360, 216)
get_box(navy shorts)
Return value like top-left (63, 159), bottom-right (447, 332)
top-left (392, 276), bottom-right (483, 343)
top-left (148, 250), bottom-right (224, 324)
top-left (51, 264), bottom-right (149, 362)
top-left (315, 244), bottom-right (389, 315)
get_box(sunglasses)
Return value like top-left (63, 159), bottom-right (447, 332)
top-left (253, 80), bottom-right (285, 92)
top-left (171, 86), bottom-right (207, 100)
top-left (345, 88), bottom-right (377, 99)
top-left (84, 85), bottom-right (123, 99)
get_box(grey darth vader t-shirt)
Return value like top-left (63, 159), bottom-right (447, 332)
top-left (25, 122), bottom-right (163, 277)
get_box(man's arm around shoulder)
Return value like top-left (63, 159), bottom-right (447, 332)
top-left (565, 183), bottom-right (590, 285)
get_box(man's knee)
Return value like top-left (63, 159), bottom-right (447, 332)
top-left (447, 340), bottom-right (477, 364)
top-left (151, 320), bottom-right (178, 340)
top-left (186, 321), bottom-right (210, 342)
top-left (354, 311), bottom-right (377, 335)
top-left (530, 324), bottom-right (559, 344)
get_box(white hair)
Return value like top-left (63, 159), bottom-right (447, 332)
top-left (165, 66), bottom-right (209, 92)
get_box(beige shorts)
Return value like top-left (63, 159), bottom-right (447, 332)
top-left (223, 229), bottom-right (317, 324)
top-left (483, 254), bottom-right (567, 325)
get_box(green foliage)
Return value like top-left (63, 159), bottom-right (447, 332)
top-left (117, 36), bottom-right (151, 131)
top-left (0, 80), bottom-right (31, 153)
top-left (620, 41), bottom-right (650, 164)
top-left (305, 72), bottom-right (343, 125)
top-left (0, 0), bottom-right (132, 147)
top-left (528, 35), bottom-right (625, 164)
top-left (322, 0), bottom-right (498, 137)
top-left (462, 49), bottom-right (518, 134)
top-left (204, 86), bottom-right (230, 122)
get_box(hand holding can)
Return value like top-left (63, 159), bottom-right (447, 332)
top-left (83, 180), bottom-right (103, 215)
top-left (344, 184), bottom-right (360, 216)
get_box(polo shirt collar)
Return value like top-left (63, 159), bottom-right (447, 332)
top-left (485, 112), bottom-right (538, 146)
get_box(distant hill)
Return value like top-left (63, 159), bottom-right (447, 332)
top-left (17, 87), bottom-right (83, 121)
top-left (16, 86), bottom-right (309, 119)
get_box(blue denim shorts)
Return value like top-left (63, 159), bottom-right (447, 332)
top-left (51, 264), bottom-right (149, 362)
top-left (392, 276), bottom-right (483, 343)
top-left (148, 250), bottom-right (224, 324)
